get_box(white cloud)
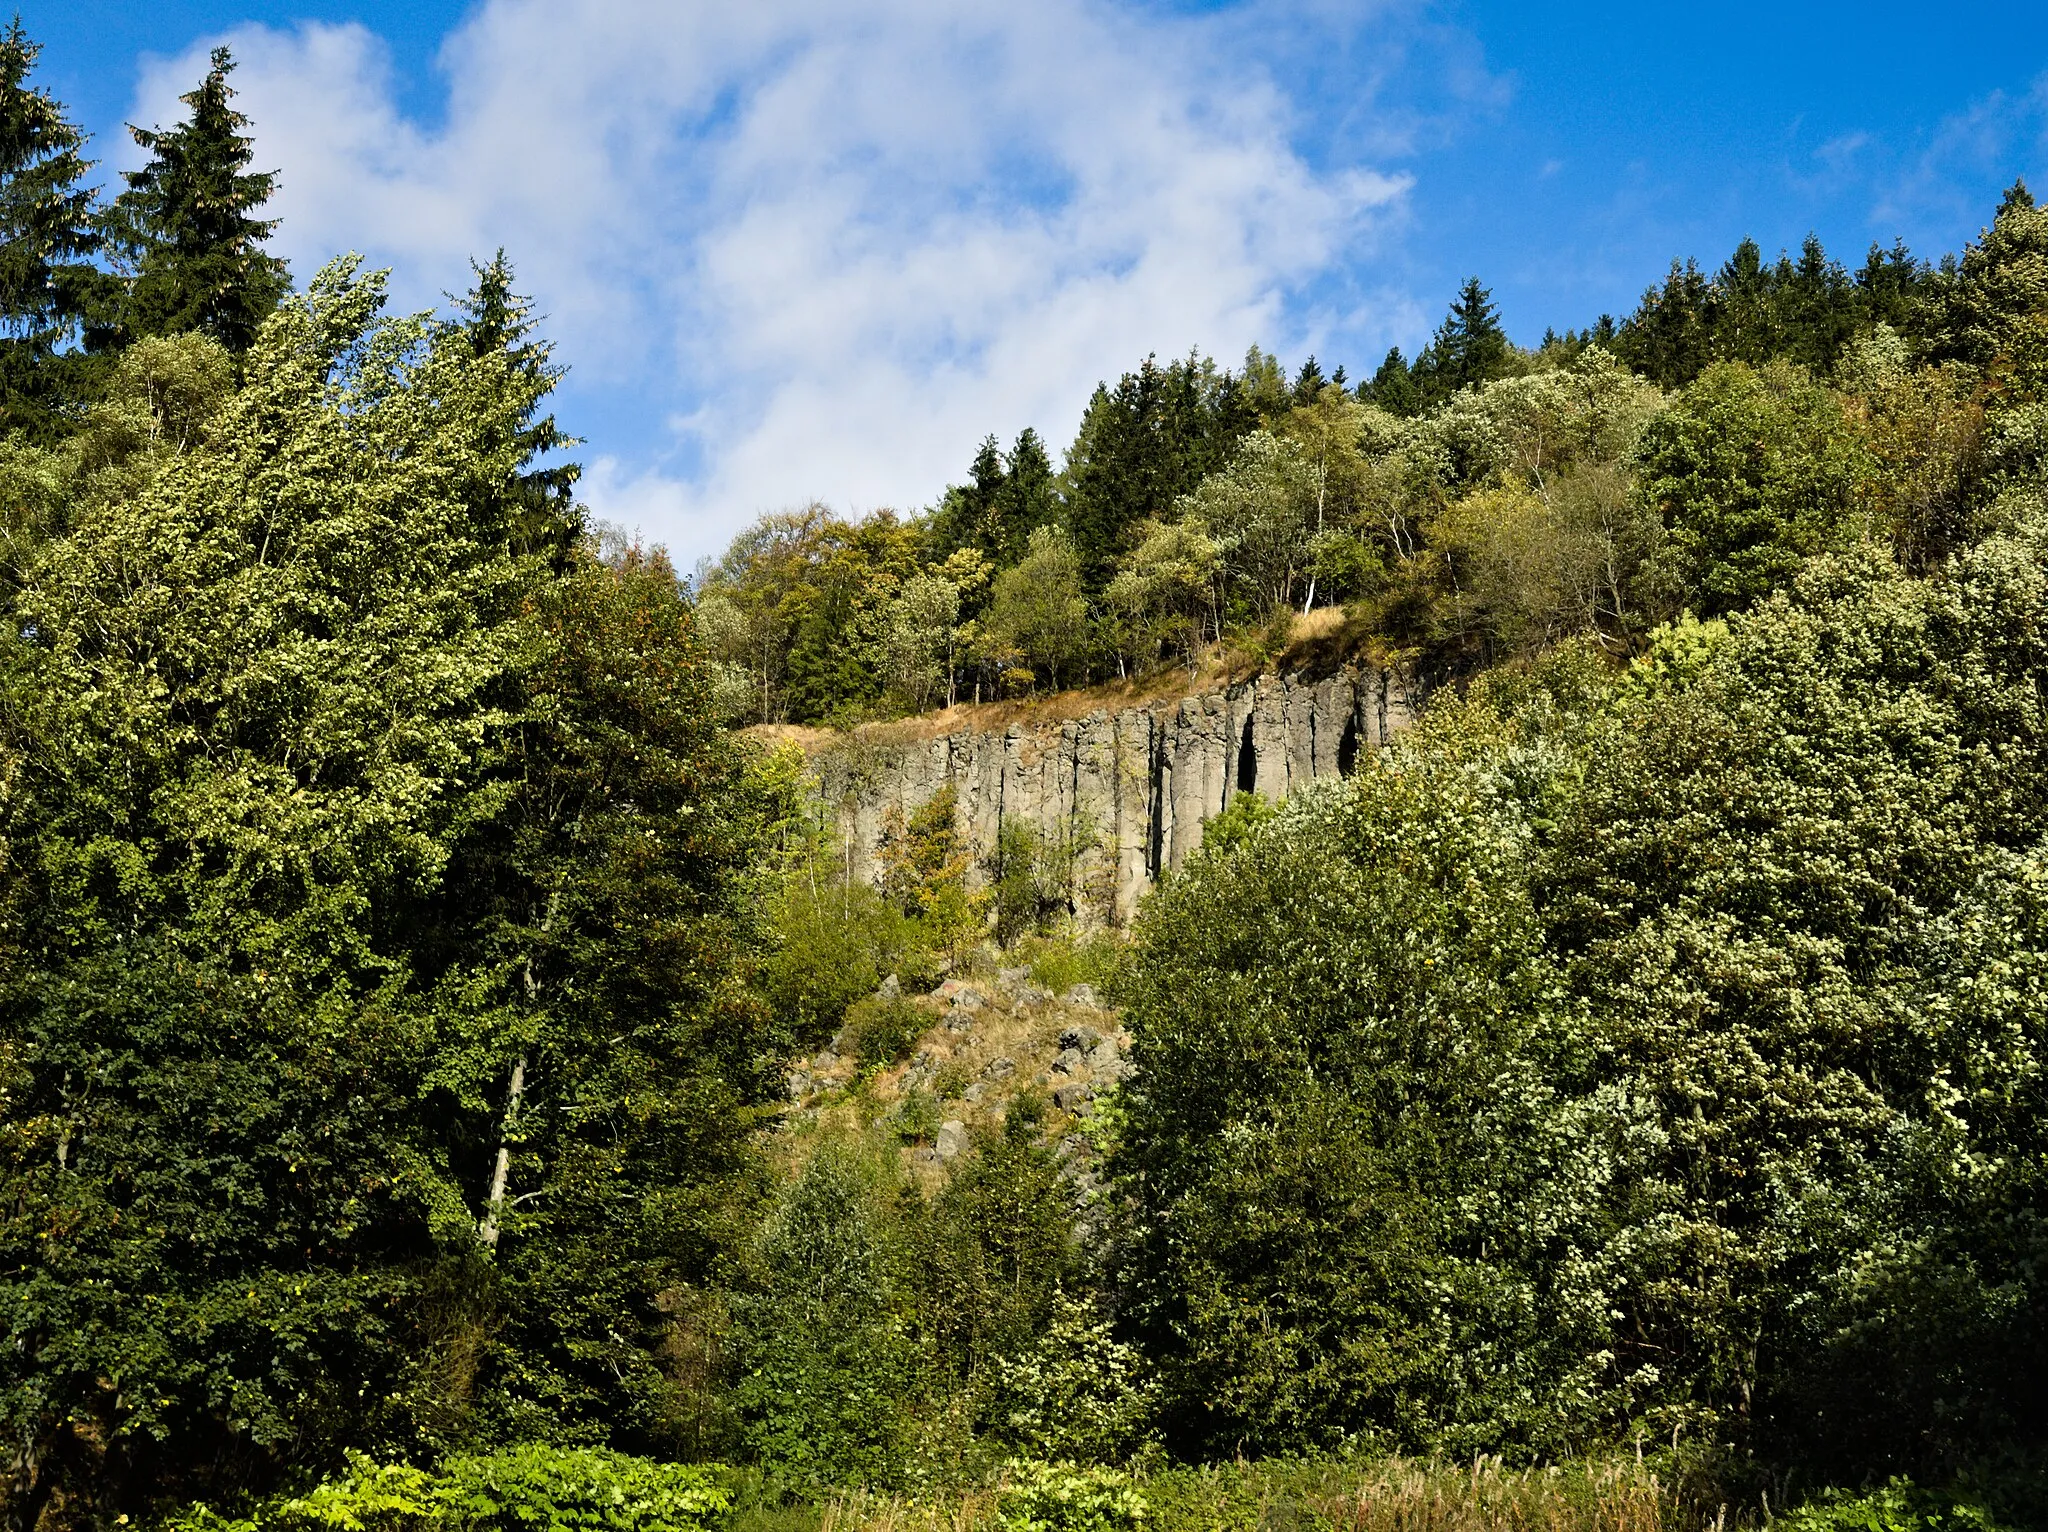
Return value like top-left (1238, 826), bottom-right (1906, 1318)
top-left (127, 0), bottom-right (1411, 562)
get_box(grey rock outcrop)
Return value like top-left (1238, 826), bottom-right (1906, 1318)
top-left (807, 664), bottom-right (1413, 925)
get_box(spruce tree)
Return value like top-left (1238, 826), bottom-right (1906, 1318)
top-left (1364, 346), bottom-right (1419, 416)
top-left (992, 427), bottom-right (1058, 565)
top-left (1616, 258), bottom-right (1714, 386)
top-left (931, 434), bottom-right (1005, 561)
top-left (1414, 277), bottom-right (1513, 404)
top-left (113, 46), bottom-right (289, 351)
top-left (0, 19), bottom-right (102, 439)
top-left (451, 249), bottom-right (582, 562)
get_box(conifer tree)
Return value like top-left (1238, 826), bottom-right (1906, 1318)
top-left (113, 47), bottom-right (289, 351)
top-left (1413, 277), bottom-right (1513, 404)
top-left (1616, 257), bottom-right (1715, 386)
top-left (1363, 346), bottom-right (1419, 416)
top-left (931, 434), bottom-right (1006, 561)
top-left (451, 249), bottom-right (582, 562)
top-left (993, 427), bottom-right (1058, 565)
top-left (0, 19), bottom-right (102, 438)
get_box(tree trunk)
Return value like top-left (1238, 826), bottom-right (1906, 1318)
top-left (478, 1055), bottom-right (527, 1249)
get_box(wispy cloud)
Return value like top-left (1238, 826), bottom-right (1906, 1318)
top-left (126, 0), bottom-right (1414, 560)
top-left (1865, 72), bottom-right (2048, 232)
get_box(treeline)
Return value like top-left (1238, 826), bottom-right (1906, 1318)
top-left (700, 191), bottom-right (2029, 727)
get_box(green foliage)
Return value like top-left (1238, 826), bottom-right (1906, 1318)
top-left (0, 18), bottom-right (105, 437)
top-left (1115, 524), bottom-right (2048, 1477)
top-left (1192, 790), bottom-right (1276, 861)
top-left (1634, 359), bottom-right (1867, 612)
top-left (730, 1147), bottom-right (918, 1493)
top-left (878, 784), bottom-right (985, 952)
top-left (987, 528), bottom-right (1090, 693)
top-left (1777, 1481), bottom-right (2011, 1532)
top-left (986, 820), bottom-right (1099, 943)
top-left (158, 1448), bottom-right (731, 1532)
top-left (996, 1464), bottom-right (1145, 1532)
top-left (982, 1295), bottom-right (1157, 1465)
top-left (1114, 691), bottom-right (1597, 1458)
top-left (906, 1117), bottom-right (1075, 1392)
top-left (0, 261), bottom-right (782, 1521)
top-left (839, 993), bottom-right (928, 1069)
top-left (1016, 933), bottom-right (1125, 999)
top-left (759, 868), bottom-right (930, 1052)
top-left (111, 47), bottom-right (290, 350)
top-left (1412, 276), bottom-right (1517, 405)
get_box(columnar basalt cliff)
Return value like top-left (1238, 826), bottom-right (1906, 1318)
top-left (809, 666), bottom-right (1417, 926)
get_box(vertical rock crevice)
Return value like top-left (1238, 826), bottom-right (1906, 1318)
top-left (810, 664), bottom-right (1414, 926)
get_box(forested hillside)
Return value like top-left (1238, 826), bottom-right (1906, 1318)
top-left (1, 19), bottom-right (2046, 1532)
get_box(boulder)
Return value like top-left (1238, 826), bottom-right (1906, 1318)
top-left (936, 1119), bottom-right (968, 1159)
top-left (1050, 1046), bottom-right (1086, 1076)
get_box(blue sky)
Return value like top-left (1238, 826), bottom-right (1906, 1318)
top-left (33, 0), bottom-right (2048, 562)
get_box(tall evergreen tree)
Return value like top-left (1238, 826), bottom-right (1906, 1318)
top-left (1362, 346), bottom-right (1419, 416)
top-left (992, 428), bottom-right (1058, 565)
top-left (1616, 257), bottom-right (1715, 387)
top-left (112, 47), bottom-right (289, 351)
top-left (1854, 238), bottom-right (1930, 335)
top-left (0, 19), bottom-right (102, 439)
top-left (931, 435), bottom-right (1006, 561)
top-left (1413, 277), bottom-right (1513, 404)
top-left (450, 250), bottom-right (582, 563)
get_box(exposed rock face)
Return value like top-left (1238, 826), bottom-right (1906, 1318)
top-left (810, 665), bottom-right (1415, 925)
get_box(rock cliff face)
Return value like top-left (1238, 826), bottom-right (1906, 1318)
top-left (810, 665), bottom-right (1416, 925)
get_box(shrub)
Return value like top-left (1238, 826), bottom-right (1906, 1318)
top-left (760, 873), bottom-right (931, 1050)
top-left (982, 1294), bottom-right (1157, 1464)
top-left (838, 993), bottom-right (929, 1067)
top-left (1777, 1481), bottom-right (2011, 1532)
top-left (997, 1463), bottom-right (1146, 1532)
top-left (1015, 932), bottom-right (1126, 999)
top-left (161, 1448), bottom-right (732, 1532)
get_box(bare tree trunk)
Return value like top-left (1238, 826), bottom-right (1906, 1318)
top-left (478, 1055), bottom-right (526, 1248)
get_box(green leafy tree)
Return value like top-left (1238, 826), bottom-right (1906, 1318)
top-left (988, 525), bottom-right (1090, 692)
top-left (0, 260), bottom-right (781, 1524)
top-left (1542, 540), bottom-right (2048, 1477)
top-left (1634, 359), bottom-right (1867, 613)
top-left (112, 47), bottom-right (291, 351)
top-left (0, 19), bottom-right (103, 438)
top-left (729, 1147), bottom-right (917, 1491)
top-left (909, 1116), bottom-right (1075, 1390)
top-left (1112, 688), bottom-right (1604, 1458)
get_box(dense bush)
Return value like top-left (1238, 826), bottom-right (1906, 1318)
top-left (159, 1447), bottom-right (730, 1532)
top-left (1115, 529), bottom-right (2048, 1476)
top-left (996, 1463), bottom-right (1145, 1532)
